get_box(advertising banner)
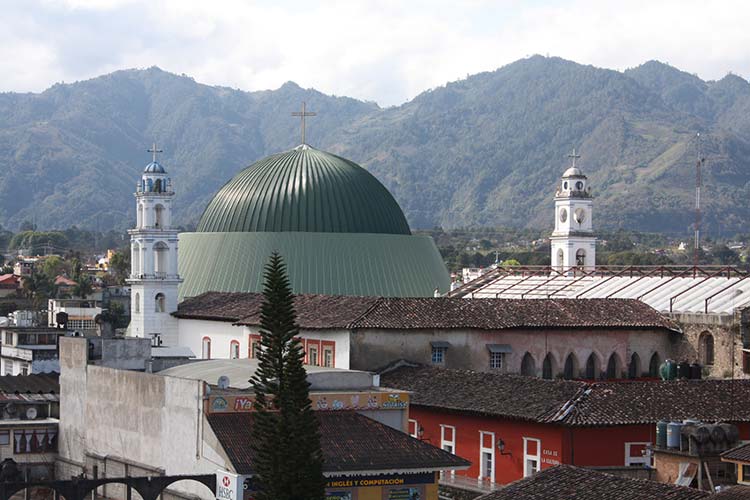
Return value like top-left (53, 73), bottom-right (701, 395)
top-left (209, 391), bottom-right (408, 414)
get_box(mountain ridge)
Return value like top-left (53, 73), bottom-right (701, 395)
top-left (1, 56), bottom-right (749, 236)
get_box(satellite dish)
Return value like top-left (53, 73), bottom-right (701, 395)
top-left (25, 407), bottom-right (37, 420)
top-left (217, 376), bottom-right (230, 389)
top-left (4, 404), bottom-right (17, 417)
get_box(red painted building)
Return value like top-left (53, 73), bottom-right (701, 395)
top-left (382, 365), bottom-right (750, 487)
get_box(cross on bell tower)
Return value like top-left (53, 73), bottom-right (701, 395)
top-left (148, 143), bottom-right (163, 163)
top-left (567, 148), bottom-right (581, 168)
top-left (292, 102), bottom-right (316, 145)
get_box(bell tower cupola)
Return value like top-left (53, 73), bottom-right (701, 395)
top-left (550, 149), bottom-right (596, 274)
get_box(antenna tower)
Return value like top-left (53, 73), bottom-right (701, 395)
top-left (694, 133), bottom-right (705, 267)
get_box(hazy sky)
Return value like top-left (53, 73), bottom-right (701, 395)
top-left (2, 0), bottom-right (749, 106)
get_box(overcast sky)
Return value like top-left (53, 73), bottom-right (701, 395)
top-left (2, 0), bottom-right (749, 106)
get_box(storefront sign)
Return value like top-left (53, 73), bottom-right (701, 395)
top-left (325, 472), bottom-right (434, 488)
top-left (209, 391), bottom-right (409, 414)
top-left (216, 470), bottom-right (239, 500)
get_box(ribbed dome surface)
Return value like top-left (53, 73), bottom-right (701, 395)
top-left (197, 145), bottom-right (411, 235)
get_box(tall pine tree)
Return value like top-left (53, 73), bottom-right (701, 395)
top-left (250, 252), bottom-right (325, 500)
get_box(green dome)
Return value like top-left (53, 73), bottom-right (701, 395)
top-left (197, 145), bottom-right (411, 235)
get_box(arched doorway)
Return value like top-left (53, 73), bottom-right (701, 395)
top-left (564, 353), bottom-right (579, 380)
top-left (606, 353), bottom-right (622, 379)
top-left (521, 352), bottom-right (536, 377)
top-left (649, 352), bottom-right (661, 377)
top-left (628, 352), bottom-right (641, 379)
top-left (542, 353), bottom-right (556, 380)
top-left (155, 293), bottom-right (165, 313)
top-left (700, 332), bottom-right (714, 366)
top-left (585, 353), bottom-right (600, 380)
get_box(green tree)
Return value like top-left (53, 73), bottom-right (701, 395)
top-left (41, 256), bottom-right (66, 280)
top-left (72, 276), bottom-right (93, 299)
top-left (22, 272), bottom-right (55, 310)
top-left (108, 252), bottom-right (130, 284)
top-left (250, 253), bottom-right (324, 500)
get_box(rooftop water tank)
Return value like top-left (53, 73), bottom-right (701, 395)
top-left (667, 422), bottom-right (682, 449)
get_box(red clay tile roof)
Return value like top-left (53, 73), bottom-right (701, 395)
top-left (380, 365), bottom-right (586, 422)
top-left (561, 379), bottom-right (750, 426)
top-left (207, 411), bottom-right (469, 475)
top-left (476, 465), bottom-right (710, 500)
top-left (176, 292), bottom-right (678, 332)
top-left (381, 366), bottom-right (750, 426)
top-left (722, 442), bottom-right (750, 463)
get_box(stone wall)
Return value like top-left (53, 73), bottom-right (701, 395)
top-left (669, 312), bottom-right (746, 379)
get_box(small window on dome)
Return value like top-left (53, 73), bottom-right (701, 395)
top-left (563, 181), bottom-right (568, 190)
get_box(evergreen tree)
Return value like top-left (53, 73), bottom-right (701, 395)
top-left (250, 252), bottom-right (324, 500)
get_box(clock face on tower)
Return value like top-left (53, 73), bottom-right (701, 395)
top-left (574, 208), bottom-right (586, 225)
top-left (559, 208), bottom-right (568, 223)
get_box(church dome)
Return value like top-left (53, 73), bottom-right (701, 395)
top-left (562, 166), bottom-right (584, 178)
top-left (197, 145), bottom-right (411, 235)
top-left (144, 161), bottom-right (166, 174)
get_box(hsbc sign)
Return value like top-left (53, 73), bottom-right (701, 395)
top-left (216, 470), bottom-right (240, 500)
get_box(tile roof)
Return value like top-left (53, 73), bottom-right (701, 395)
top-left (476, 465), bottom-right (710, 500)
top-left (0, 373), bottom-right (59, 395)
top-left (207, 411), bottom-right (469, 475)
top-left (722, 442), bottom-right (750, 463)
top-left (380, 366), bottom-right (586, 422)
top-left (176, 292), bottom-right (678, 332)
top-left (381, 366), bottom-right (750, 426)
top-left (712, 485), bottom-right (750, 499)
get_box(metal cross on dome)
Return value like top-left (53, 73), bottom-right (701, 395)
top-left (292, 102), bottom-right (317, 145)
top-left (148, 143), bottom-right (163, 163)
top-left (567, 148), bottom-right (581, 168)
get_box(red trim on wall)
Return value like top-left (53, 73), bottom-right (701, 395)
top-left (248, 333), bottom-right (261, 358)
top-left (201, 336), bottom-right (212, 359)
top-left (229, 340), bottom-right (240, 359)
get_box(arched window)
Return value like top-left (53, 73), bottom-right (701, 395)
top-left (202, 337), bottom-right (211, 359)
top-left (230, 340), bottom-right (240, 359)
top-left (576, 249), bottom-right (586, 267)
top-left (564, 353), bottom-right (578, 380)
top-left (628, 352), bottom-right (641, 379)
top-left (542, 353), bottom-right (556, 380)
top-left (155, 293), bottom-right (165, 313)
top-left (153, 242), bottom-right (169, 277)
top-left (137, 203), bottom-right (144, 228)
top-left (585, 353), bottom-right (600, 380)
top-left (134, 293), bottom-right (140, 314)
top-left (700, 332), bottom-right (714, 365)
top-left (521, 352), bottom-right (536, 377)
top-left (154, 204), bottom-right (165, 228)
top-left (154, 179), bottom-right (162, 193)
top-left (557, 249), bottom-right (564, 269)
top-left (606, 353), bottom-right (621, 380)
top-left (649, 352), bottom-right (661, 377)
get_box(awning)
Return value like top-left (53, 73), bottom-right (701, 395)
top-left (486, 344), bottom-right (512, 353)
top-left (430, 341), bottom-right (451, 348)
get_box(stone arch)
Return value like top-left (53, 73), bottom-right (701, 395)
top-left (606, 352), bottom-right (622, 380)
top-left (649, 352), bottom-right (661, 377)
top-left (628, 352), bottom-right (641, 379)
top-left (153, 241), bottom-right (169, 276)
top-left (521, 352), bottom-right (536, 377)
top-left (155, 293), bottom-right (165, 313)
top-left (563, 352), bottom-right (579, 380)
top-left (699, 331), bottom-right (714, 366)
top-left (585, 352), bottom-right (601, 380)
top-left (542, 353), bottom-right (557, 380)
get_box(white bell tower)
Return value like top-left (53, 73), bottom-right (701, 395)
top-left (127, 144), bottom-right (182, 346)
top-left (550, 149), bottom-right (596, 274)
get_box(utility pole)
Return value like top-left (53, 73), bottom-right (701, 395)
top-left (694, 133), bottom-right (705, 268)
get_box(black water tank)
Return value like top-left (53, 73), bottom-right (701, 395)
top-left (689, 363), bottom-right (702, 380)
top-left (677, 361), bottom-right (691, 379)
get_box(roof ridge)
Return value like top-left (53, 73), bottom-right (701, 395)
top-left (347, 296), bottom-right (387, 329)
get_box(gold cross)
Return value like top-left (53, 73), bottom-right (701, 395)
top-left (147, 142), bottom-right (163, 163)
top-left (291, 102), bottom-right (316, 145)
top-left (567, 148), bottom-right (581, 168)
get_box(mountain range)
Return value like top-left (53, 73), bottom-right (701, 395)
top-left (1, 56), bottom-right (749, 236)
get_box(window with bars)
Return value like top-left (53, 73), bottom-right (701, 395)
top-left (308, 346), bottom-right (319, 366)
top-left (432, 347), bottom-right (446, 364)
top-left (323, 348), bottom-right (333, 367)
top-left (13, 429), bottom-right (57, 454)
top-left (490, 352), bottom-right (504, 370)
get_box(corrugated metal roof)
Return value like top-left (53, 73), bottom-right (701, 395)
top-left (460, 273), bottom-right (750, 314)
top-left (178, 232), bottom-right (450, 299)
top-left (196, 145), bottom-right (411, 235)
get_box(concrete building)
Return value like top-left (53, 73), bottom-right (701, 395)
top-left (57, 338), bottom-right (467, 500)
top-left (0, 327), bottom-right (62, 375)
top-left (48, 295), bottom-right (103, 334)
top-left (173, 292), bottom-right (679, 379)
top-left (127, 149), bottom-right (182, 346)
